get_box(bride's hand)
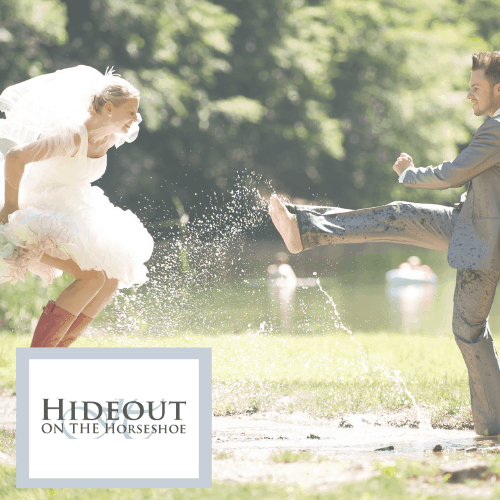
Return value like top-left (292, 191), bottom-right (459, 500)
top-left (0, 205), bottom-right (19, 225)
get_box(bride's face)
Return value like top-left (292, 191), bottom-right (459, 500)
top-left (107, 97), bottom-right (140, 134)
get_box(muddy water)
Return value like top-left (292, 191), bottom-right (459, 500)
top-left (213, 413), bottom-right (484, 459)
top-left (212, 413), bottom-right (500, 496)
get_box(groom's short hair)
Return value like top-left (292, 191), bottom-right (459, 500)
top-left (472, 52), bottom-right (500, 86)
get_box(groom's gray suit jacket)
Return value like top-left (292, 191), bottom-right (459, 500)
top-left (401, 113), bottom-right (500, 272)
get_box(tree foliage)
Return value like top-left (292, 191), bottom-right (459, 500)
top-left (0, 0), bottom-right (499, 227)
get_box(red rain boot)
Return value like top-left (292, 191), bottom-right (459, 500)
top-left (30, 300), bottom-right (77, 348)
top-left (56, 312), bottom-right (93, 348)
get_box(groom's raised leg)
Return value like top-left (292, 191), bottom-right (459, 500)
top-left (292, 201), bottom-right (458, 252)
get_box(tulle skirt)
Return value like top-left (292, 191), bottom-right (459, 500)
top-left (0, 183), bottom-right (154, 288)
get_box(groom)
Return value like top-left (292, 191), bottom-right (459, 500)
top-left (270, 51), bottom-right (500, 436)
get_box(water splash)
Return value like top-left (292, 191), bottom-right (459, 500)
top-left (90, 174), bottom-right (436, 428)
top-left (97, 172), bottom-right (272, 337)
top-left (316, 279), bottom-right (432, 430)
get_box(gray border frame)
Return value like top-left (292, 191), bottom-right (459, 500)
top-left (16, 347), bottom-right (212, 489)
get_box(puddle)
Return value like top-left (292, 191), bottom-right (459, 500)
top-left (211, 414), bottom-right (500, 495)
top-left (213, 414), bottom-right (493, 459)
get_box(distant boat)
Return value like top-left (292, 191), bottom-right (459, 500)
top-left (385, 268), bottom-right (437, 285)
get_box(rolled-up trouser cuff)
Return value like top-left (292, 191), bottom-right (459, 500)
top-left (294, 205), bottom-right (353, 251)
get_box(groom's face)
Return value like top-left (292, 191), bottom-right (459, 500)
top-left (467, 69), bottom-right (500, 118)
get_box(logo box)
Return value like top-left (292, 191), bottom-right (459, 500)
top-left (16, 348), bottom-right (212, 488)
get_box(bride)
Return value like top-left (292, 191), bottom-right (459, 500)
top-left (0, 65), bottom-right (154, 347)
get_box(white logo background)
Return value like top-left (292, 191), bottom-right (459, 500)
top-left (28, 358), bottom-right (200, 479)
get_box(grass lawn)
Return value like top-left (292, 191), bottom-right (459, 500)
top-left (1, 330), bottom-right (472, 426)
top-left (0, 331), bottom-right (495, 499)
top-left (2, 458), bottom-right (500, 499)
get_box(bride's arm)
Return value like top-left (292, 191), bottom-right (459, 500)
top-left (0, 133), bottom-right (81, 223)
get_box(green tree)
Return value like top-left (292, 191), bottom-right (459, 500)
top-left (1, 0), bottom-right (498, 221)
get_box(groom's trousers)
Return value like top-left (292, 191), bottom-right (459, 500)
top-left (290, 201), bottom-right (500, 436)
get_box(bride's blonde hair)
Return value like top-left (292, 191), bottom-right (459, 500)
top-left (90, 77), bottom-right (140, 115)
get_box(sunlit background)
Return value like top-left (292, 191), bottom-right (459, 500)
top-left (1, 0), bottom-right (500, 338)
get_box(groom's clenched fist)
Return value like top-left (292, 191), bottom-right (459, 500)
top-left (393, 153), bottom-right (414, 176)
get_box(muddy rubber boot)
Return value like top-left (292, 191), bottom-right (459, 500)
top-left (30, 300), bottom-right (77, 348)
top-left (56, 313), bottom-right (93, 348)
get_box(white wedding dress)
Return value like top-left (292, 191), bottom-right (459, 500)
top-left (0, 67), bottom-right (154, 288)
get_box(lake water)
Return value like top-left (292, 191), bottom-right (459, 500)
top-left (119, 241), bottom-right (500, 338)
top-left (199, 242), bottom-right (500, 336)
